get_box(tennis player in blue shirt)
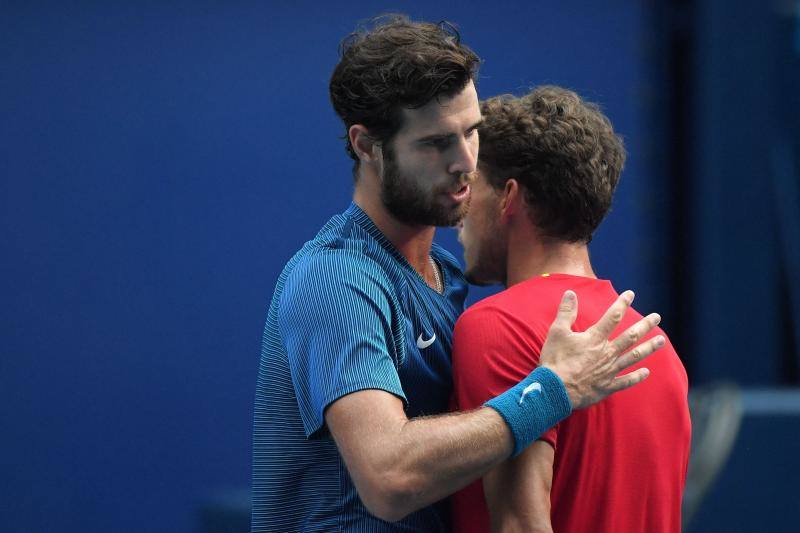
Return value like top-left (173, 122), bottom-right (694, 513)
top-left (252, 15), bottom-right (665, 532)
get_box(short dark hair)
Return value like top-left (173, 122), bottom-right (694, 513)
top-left (329, 14), bottom-right (480, 165)
top-left (478, 86), bottom-right (626, 243)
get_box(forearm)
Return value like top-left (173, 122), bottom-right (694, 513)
top-left (329, 370), bottom-right (569, 521)
top-left (327, 389), bottom-right (519, 522)
top-left (484, 440), bottom-right (554, 533)
top-left (489, 493), bottom-right (552, 533)
top-left (493, 517), bottom-right (553, 533)
top-left (379, 407), bottom-right (513, 517)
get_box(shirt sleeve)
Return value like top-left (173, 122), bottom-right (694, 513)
top-left (278, 248), bottom-right (406, 438)
top-left (451, 304), bottom-right (558, 448)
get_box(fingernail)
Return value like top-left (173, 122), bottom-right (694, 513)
top-left (565, 290), bottom-right (575, 301)
top-left (656, 335), bottom-right (665, 347)
top-left (623, 290), bottom-right (634, 303)
top-left (652, 313), bottom-right (661, 325)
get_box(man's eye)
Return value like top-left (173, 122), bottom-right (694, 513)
top-left (428, 138), bottom-right (451, 150)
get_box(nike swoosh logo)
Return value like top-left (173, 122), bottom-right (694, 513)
top-left (518, 382), bottom-right (542, 405)
top-left (416, 333), bottom-right (436, 349)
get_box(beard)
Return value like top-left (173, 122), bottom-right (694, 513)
top-left (379, 143), bottom-right (470, 227)
top-left (464, 259), bottom-right (505, 286)
top-left (463, 222), bottom-right (506, 287)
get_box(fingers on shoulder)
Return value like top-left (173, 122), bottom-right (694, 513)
top-left (588, 290), bottom-right (635, 339)
top-left (609, 367), bottom-right (651, 393)
top-left (550, 290), bottom-right (578, 333)
top-left (614, 334), bottom-right (665, 373)
top-left (611, 312), bottom-right (662, 355)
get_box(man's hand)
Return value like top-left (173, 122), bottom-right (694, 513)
top-left (539, 290), bottom-right (664, 409)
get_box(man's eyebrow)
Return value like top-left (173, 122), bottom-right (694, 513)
top-left (416, 120), bottom-right (484, 143)
top-left (467, 119), bottom-right (484, 131)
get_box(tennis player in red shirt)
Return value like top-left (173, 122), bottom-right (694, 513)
top-left (451, 86), bottom-right (691, 533)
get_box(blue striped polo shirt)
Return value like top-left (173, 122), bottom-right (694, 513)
top-left (252, 203), bottom-right (468, 532)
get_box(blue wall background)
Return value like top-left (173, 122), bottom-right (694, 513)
top-left (2, 1), bottom-right (796, 532)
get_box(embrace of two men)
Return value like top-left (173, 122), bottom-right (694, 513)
top-left (253, 15), bottom-right (690, 533)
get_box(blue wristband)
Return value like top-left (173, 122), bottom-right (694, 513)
top-left (485, 366), bottom-right (573, 457)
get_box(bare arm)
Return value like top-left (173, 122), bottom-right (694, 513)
top-left (326, 390), bottom-right (513, 522)
top-left (483, 441), bottom-right (555, 533)
top-left (325, 290), bottom-right (662, 522)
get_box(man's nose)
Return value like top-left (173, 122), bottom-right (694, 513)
top-left (447, 136), bottom-right (477, 176)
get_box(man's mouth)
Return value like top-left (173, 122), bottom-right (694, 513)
top-left (447, 184), bottom-right (471, 203)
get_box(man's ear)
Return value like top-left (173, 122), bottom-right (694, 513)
top-left (349, 124), bottom-right (379, 163)
top-left (499, 178), bottom-right (522, 221)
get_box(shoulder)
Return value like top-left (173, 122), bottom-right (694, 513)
top-left (288, 241), bottom-right (386, 284)
top-left (453, 307), bottom-right (517, 355)
top-left (451, 293), bottom-right (544, 408)
top-left (454, 297), bottom-right (506, 332)
top-left (453, 283), bottom-right (561, 359)
top-left (280, 245), bottom-right (397, 313)
top-left (454, 283), bottom-right (550, 335)
top-left (453, 297), bottom-right (529, 352)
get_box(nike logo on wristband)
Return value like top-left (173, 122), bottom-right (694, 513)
top-left (518, 382), bottom-right (543, 405)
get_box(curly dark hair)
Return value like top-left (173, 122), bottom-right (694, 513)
top-left (478, 86), bottom-right (626, 243)
top-left (329, 14), bottom-right (480, 166)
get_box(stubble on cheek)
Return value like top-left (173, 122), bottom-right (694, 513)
top-left (381, 157), bottom-right (469, 227)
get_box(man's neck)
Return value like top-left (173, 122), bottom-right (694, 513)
top-left (505, 230), bottom-right (596, 288)
top-left (353, 182), bottom-right (435, 275)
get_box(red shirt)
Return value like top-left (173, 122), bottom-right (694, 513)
top-left (451, 274), bottom-right (691, 533)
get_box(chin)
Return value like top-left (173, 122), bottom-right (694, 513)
top-left (435, 196), bottom-right (471, 227)
top-left (436, 205), bottom-right (469, 227)
top-left (464, 269), bottom-right (496, 287)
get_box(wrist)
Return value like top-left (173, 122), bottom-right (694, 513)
top-left (485, 367), bottom-right (572, 456)
top-left (541, 363), bottom-right (579, 407)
